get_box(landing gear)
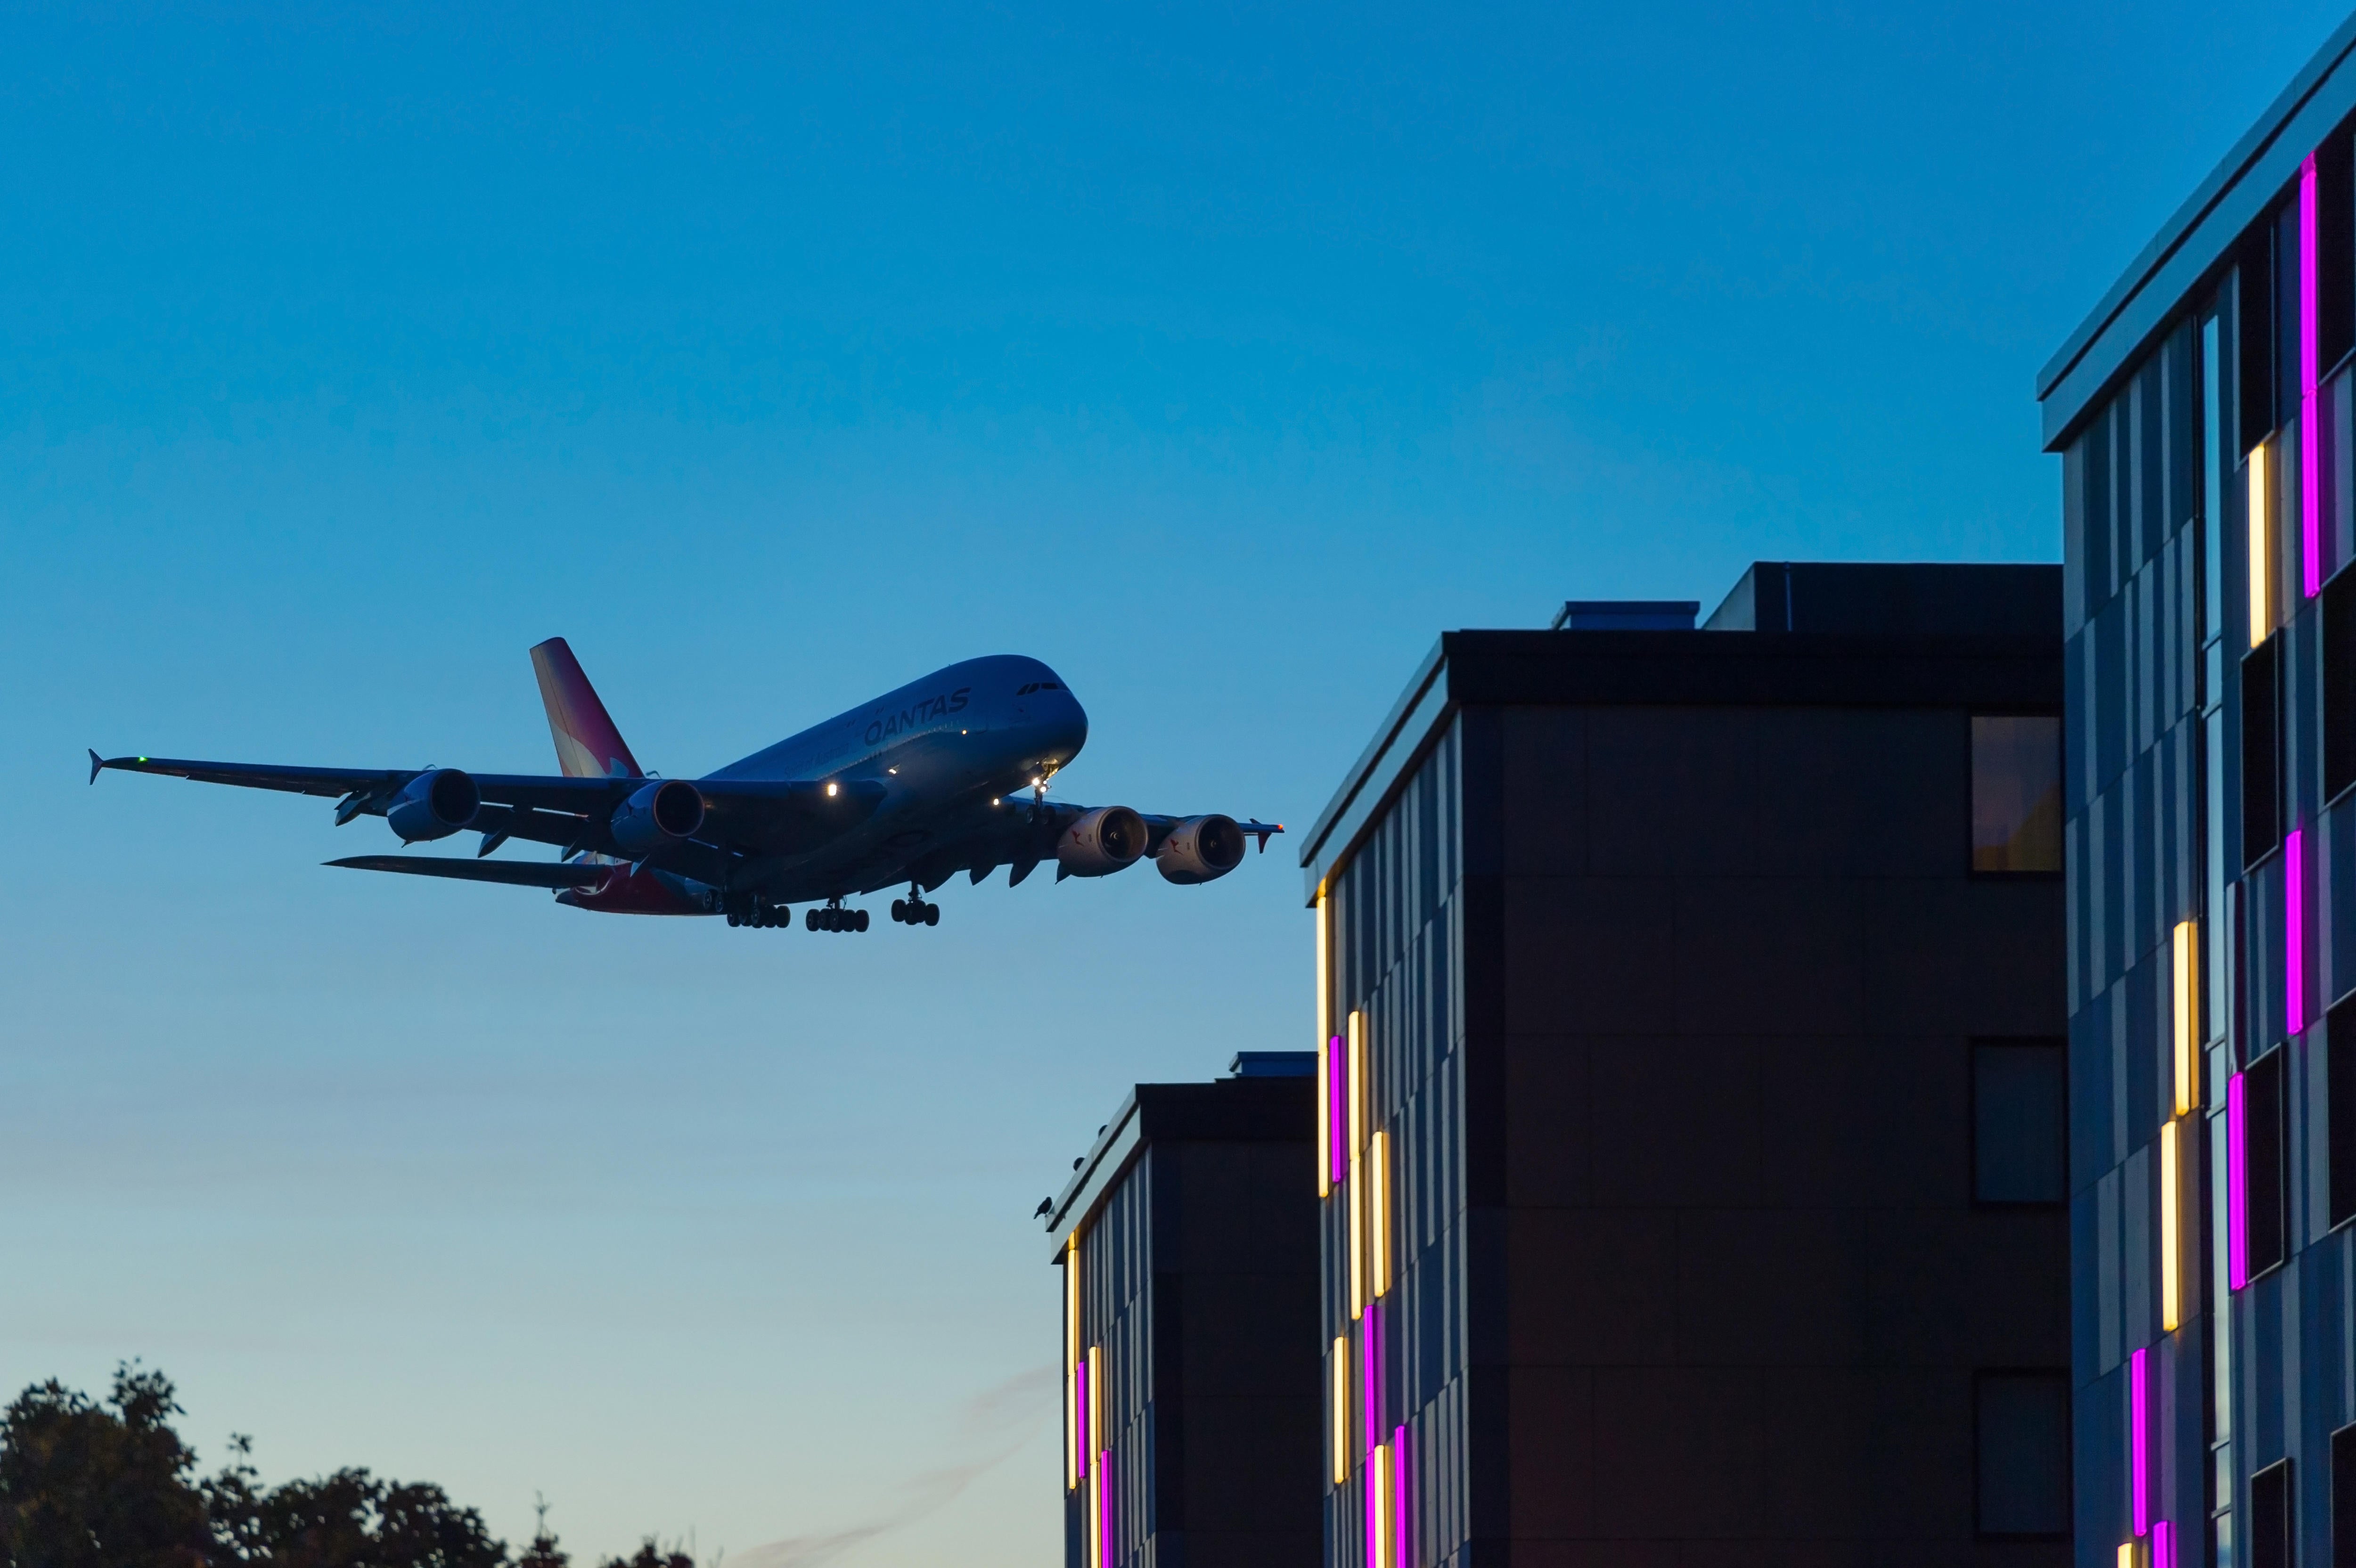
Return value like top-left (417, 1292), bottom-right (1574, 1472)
top-left (728, 899), bottom-right (792, 929)
top-left (890, 889), bottom-right (941, 927)
top-left (806, 900), bottom-right (868, 933)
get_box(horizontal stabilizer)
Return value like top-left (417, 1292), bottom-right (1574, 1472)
top-left (325, 855), bottom-right (618, 889)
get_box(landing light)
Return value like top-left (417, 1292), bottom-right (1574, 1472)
top-left (826, 783), bottom-right (838, 797)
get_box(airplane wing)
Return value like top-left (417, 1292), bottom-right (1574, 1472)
top-left (325, 855), bottom-right (619, 888)
top-left (90, 752), bottom-right (885, 883)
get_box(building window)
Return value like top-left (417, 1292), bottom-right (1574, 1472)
top-left (1973, 1041), bottom-right (2067, 1205)
top-left (1975, 1371), bottom-right (2071, 1537)
top-left (2246, 1045), bottom-right (2290, 1280)
top-left (2246, 637), bottom-right (2282, 865)
top-left (2333, 1423), bottom-right (2356, 1568)
top-left (2328, 998), bottom-right (2356, 1242)
top-left (2251, 1458), bottom-right (2294, 1568)
top-left (1972, 716), bottom-right (2062, 873)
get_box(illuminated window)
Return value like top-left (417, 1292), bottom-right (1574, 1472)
top-left (1971, 717), bottom-right (2061, 873)
top-left (1974, 1370), bottom-right (2070, 1537)
top-left (1972, 1041), bottom-right (2065, 1205)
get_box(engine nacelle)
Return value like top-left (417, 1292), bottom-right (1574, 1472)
top-left (1057, 805), bottom-right (1149, 877)
top-left (611, 778), bottom-right (706, 857)
top-left (386, 768), bottom-right (480, 842)
top-left (1155, 814), bottom-right (1247, 884)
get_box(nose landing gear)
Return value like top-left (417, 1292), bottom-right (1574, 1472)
top-left (890, 886), bottom-right (941, 926)
top-left (806, 899), bottom-right (869, 933)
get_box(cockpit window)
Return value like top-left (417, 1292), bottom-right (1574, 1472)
top-left (1016, 680), bottom-right (1065, 696)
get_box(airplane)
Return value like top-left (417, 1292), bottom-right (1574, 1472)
top-left (91, 639), bottom-right (1281, 933)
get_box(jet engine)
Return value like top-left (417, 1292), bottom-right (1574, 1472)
top-left (1056, 805), bottom-right (1149, 877)
top-left (386, 768), bottom-right (480, 842)
top-left (1154, 814), bottom-right (1247, 884)
top-left (611, 779), bottom-right (706, 856)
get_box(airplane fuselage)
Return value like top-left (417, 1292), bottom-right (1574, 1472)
top-left (567, 654), bottom-right (1090, 914)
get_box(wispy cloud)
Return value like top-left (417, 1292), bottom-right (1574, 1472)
top-left (724, 1364), bottom-right (1056, 1568)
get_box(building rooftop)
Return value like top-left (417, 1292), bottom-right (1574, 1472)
top-left (1300, 562), bottom-right (2061, 901)
top-left (1043, 1072), bottom-right (1314, 1256)
top-left (2037, 12), bottom-right (2356, 447)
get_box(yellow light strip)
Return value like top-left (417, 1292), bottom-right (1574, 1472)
top-left (1349, 1143), bottom-right (1365, 1320)
top-left (2119, 1541), bottom-right (2136, 1568)
top-left (1331, 1336), bottom-right (1351, 1483)
top-left (1370, 1128), bottom-right (1391, 1298)
top-left (1316, 892), bottom-right (1331, 1199)
top-left (1348, 1008), bottom-right (1367, 1321)
top-left (1348, 1010), bottom-right (1366, 1155)
top-left (2250, 442), bottom-right (2271, 648)
top-left (2160, 1119), bottom-right (2181, 1332)
top-left (2173, 920), bottom-right (2198, 1114)
top-left (1088, 1343), bottom-right (1104, 1457)
top-left (1065, 1234), bottom-right (1081, 1490)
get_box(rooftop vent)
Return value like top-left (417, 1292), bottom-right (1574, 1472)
top-left (1228, 1051), bottom-right (1317, 1078)
top-left (1550, 600), bottom-right (1700, 631)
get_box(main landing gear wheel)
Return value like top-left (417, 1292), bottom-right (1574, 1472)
top-left (891, 890), bottom-right (941, 926)
top-left (806, 901), bottom-right (868, 933)
top-left (731, 902), bottom-right (791, 930)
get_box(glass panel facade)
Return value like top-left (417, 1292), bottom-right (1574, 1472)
top-left (2058, 101), bottom-right (2356, 1568)
top-left (1974, 715), bottom-right (2064, 872)
top-left (1319, 720), bottom-right (1463, 1568)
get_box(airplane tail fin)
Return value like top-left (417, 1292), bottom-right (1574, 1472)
top-left (529, 638), bottom-right (644, 780)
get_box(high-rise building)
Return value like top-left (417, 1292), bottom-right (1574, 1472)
top-left (1047, 1053), bottom-right (1321, 1568)
top-left (1301, 564), bottom-right (2070, 1568)
top-left (2038, 20), bottom-right (2356, 1568)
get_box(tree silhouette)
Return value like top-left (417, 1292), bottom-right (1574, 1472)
top-left (597, 1544), bottom-right (694, 1568)
top-left (0, 1368), bottom-right (687, 1568)
top-left (0, 1364), bottom-right (213, 1568)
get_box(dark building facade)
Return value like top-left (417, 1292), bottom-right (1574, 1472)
top-left (1048, 1054), bottom-right (1321, 1568)
top-left (1300, 563), bottom-right (2072, 1568)
top-left (2038, 18), bottom-right (2356, 1568)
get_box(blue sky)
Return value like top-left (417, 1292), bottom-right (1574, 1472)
top-left (0, 2), bottom-right (2340, 1561)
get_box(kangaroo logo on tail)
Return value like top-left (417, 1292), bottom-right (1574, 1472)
top-left (529, 638), bottom-right (643, 780)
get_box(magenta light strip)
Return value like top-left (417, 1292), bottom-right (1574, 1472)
top-left (1362, 1301), bottom-right (1383, 1454)
top-left (1330, 1035), bottom-right (1348, 1183)
top-left (1098, 1451), bottom-right (1113, 1567)
top-left (2156, 1519), bottom-right (2175, 1568)
top-left (1365, 1456), bottom-right (1380, 1568)
top-left (1075, 1360), bottom-right (1089, 1478)
top-left (2228, 1070), bottom-right (2250, 1290)
top-left (1393, 1423), bottom-right (1412, 1568)
top-left (2131, 1346), bottom-right (2150, 1535)
top-left (2288, 827), bottom-right (2307, 1036)
top-left (2305, 152), bottom-right (2323, 598)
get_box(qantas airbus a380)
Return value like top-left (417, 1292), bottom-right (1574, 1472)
top-left (91, 639), bottom-right (1281, 932)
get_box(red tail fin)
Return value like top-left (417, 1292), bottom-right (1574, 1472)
top-left (528, 638), bottom-right (643, 780)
